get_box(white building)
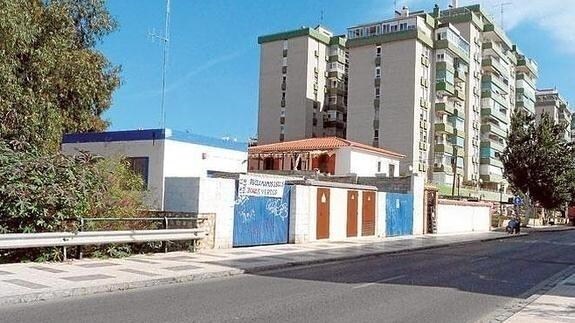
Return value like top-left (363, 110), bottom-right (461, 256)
top-left (62, 129), bottom-right (248, 210)
top-left (247, 137), bottom-right (403, 177)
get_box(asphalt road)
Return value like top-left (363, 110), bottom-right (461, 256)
top-left (1, 231), bottom-right (574, 323)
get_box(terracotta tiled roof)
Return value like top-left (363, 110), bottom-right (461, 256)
top-left (249, 137), bottom-right (404, 158)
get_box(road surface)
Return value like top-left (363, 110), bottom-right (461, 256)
top-left (1, 230), bottom-right (574, 323)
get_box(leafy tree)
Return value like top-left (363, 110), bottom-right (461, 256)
top-left (0, 140), bottom-right (147, 262)
top-left (501, 110), bottom-right (575, 211)
top-left (0, 0), bottom-right (120, 152)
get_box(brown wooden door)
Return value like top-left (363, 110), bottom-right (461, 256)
top-left (316, 188), bottom-right (330, 239)
top-left (362, 191), bottom-right (376, 236)
top-left (347, 191), bottom-right (358, 237)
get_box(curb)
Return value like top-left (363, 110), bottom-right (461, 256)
top-left (0, 233), bottom-right (525, 306)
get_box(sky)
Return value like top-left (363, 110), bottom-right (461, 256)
top-left (99, 0), bottom-right (575, 141)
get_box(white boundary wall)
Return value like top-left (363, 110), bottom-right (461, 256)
top-left (164, 177), bottom-right (236, 249)
top-left (436, 200), bottom-right (491, 234)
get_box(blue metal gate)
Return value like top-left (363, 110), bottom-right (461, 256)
top-left (386, 193), bottom-right (413, 237)
top-left (233, 186), bottom-right (291, 247)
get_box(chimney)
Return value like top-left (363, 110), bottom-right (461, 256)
top-left (401, 6), bottom-right (409, 17)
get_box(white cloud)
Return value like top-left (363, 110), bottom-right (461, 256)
top-left (386, 0), bottom-right (575, 55)
top-left (463, 0), bottom-right (575, 55)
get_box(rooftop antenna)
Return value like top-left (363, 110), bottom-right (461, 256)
top-left (320, 9), bottom-right (324, 25)
top-left (498, 1), bottom-right (512, 29)
top-left (149, 0), bottom-right (171, 129)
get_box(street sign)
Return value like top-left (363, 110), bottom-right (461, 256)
top-left (513, 196), bottom-right (523, 206)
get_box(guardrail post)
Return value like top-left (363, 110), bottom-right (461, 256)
top-left (76, 217), bottom-right (84, 260)
top-left (163, 216), bottom-right (168, 253)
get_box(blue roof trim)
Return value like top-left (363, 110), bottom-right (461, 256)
top-left (62, 129), bottom-right (247, 152)
top-left (62, 129), bottom-right (166, 143)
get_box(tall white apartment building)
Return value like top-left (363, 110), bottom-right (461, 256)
top-left (346, 8), bottom-right (436, 176)
top-left (536, 88), bottom-right (572, 141)
top-left (255, 3), bottom-right (540, 188)
top-left (438, 4), bottom-right (538, 189)
top-left (257, 26), bottom-right (347, 145)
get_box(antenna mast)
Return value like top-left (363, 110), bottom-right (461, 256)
top-left (498, 2), bottom-right (512, 29)
top-left (150, 0), bottom-right (171, 129)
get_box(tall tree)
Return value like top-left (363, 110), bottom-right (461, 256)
top-left (0, 0), bottom-right (120, 152)
top-left (501, 110), bottom-right (575, 211)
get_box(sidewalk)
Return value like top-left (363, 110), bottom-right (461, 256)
top-left (505, 272), bottom-right (575, 323)
top-left (0, 231), bottom-right (520, 305)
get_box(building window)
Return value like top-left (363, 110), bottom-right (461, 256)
top-left (375, 66), bottom-right (381, 78)
top-left (374, 129), bottom-right (379, 138)
top-left (283, 40), bottom-right (288, 50)
top-left (282, 57), bottom-right (287, 66)
top-left (376, 46), bottom-right (382, 56)
top-left (375, 87), bottom-right (380, 98)
top-left (127, 157), bottom-right (149, 189)
top-left (377, 161), bottom-right (381, 173)
top-left (389, 164), bottom-right (395, 177)
top-left (399, 23), bottom-right (407, 31)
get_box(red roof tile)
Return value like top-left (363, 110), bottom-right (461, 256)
top-left (249, 137), bottom-right (404, 158)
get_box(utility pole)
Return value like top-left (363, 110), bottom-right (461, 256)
top-left (150, 0), bottom-right (171, 129)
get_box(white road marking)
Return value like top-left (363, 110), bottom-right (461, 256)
top-left (352, 275), bottom-right (406, 289)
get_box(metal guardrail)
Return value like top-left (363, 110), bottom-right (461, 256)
top-left (0, 229), bottom-right (207, 250)
top-left (1, 216), bottom-right (210, 260)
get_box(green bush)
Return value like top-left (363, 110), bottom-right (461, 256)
top-left (0, 140), bottom-right (148, 262)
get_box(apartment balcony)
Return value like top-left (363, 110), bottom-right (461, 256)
top-left (517, 57), bottom-right (538, 76)
top-left (434, 162), bottom-right (454, 173)
top-left (481, 90), bottom-right (508, 108)
top-left (482, 74), bottom-right (509, 94)
top-left (480, 157), bottom-right (503, 168)
top-left (481, 107), bottom-right (508, 123)
top-left (435, 122), bottom-right (454, 134)
top-left (482, 57), bottom-right (509, 76)
top-left (435, 142), bottom-right (454, 154)
top-left (454, 89), bottom-right (465, 101)
top-left (457, 149), bottom-right (465, 158)
top-left (436, 81), bottom-right (455, 95)
top-left (480, 140), bottom-right (505, 153)
top-left (483, 23), bottom-right (513, 50)
top-left (435, 102), bottom-right (455, 115)
top-left (482, 41), bottom-right (506, 61)
top-left (454, 128), bottom-right (465, 139)
top-left (516, 73), bottom-right (536, 90)
top-left (481, 124), bottom-right (507, 139)
top-left (454, 69), bottom-right (466, 82)
top-left (435, 39), bottom-right (470, 64)
top-left (324, 120), bottom-right (346, 129)
top-left (436, 61), bottom-right (455, 73)
top-left (327, 87), bottom-right (346, 96)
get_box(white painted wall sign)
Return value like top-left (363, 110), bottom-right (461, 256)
top-left (238, 174), bottom-right (285, 198)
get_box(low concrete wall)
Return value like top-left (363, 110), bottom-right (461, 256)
top-left (436, 199), bottom-right (491, 234)
top-left (164, 177), bottom-right (236, 249)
